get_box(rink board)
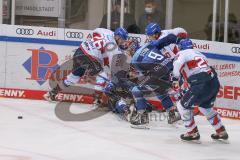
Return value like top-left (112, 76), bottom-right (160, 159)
top-left (0, 24), bottom-right (239, 119)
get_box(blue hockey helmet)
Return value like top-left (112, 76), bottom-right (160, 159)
top-left (114, 27), bottom-right (129, 40)
top-left (145, 23), bottom-right (161, 36)
top-left (178, 38), bottom-right (193, 50)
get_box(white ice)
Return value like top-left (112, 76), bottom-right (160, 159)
top-left (0, 97), bottom-right (239, 160)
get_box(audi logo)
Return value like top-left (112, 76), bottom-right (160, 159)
top-left (66, 31), bottom-right (84, 39)
top-left (231, 47), bottom-right (240, 54)
top-left (16, 28), bottom-right (34, 35)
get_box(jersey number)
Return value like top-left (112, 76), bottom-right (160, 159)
top-left (148, 51), bottom-right (164, 60)
top-left (195, 56), bottom-right (208, 68)
top-left (93, 34), bottom-right (105, 50)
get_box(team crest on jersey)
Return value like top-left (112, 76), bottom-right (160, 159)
top-left (23, 47), bottom-right (60, 85)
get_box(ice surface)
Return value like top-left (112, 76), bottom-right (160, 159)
top-left (0, 98), bottom-right (239, 160)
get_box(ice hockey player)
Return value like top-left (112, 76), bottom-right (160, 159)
top-left (125, 23), bottom-right (187, 125)
top-left (173, 38), bottom-right (229, 141)
top-left (129, 32), bottom-right (182, 126)
top-left (100, 39), bottom-right (141, 121)
top-left (102, 80), bottom-right (135, 121)
top-left (145, 22), bottom-right (188, 60)
top-left (44, 27), bottom-right (129, 102)
top-left (144, 23), bottom-right (189, 100)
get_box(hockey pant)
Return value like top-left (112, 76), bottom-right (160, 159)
top-left (177, 71), bottom-right (223, 133)
top-left (64, 47), bottom-right (102, 86)
top-left (131, 76), bottom-right (174, 111)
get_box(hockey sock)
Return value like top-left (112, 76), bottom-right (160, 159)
top-left (176, 101), bottom-right (196, 133)
top-left (198, 107), bottom-right (223, 133)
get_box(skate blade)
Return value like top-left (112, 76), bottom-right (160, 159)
top-left (212, 139), bottom-right (230, 144)
top-left (181, 139), bottom-right (201, 144)
top-left (168, 119), bottom-right (182, 125)
top-left (130, 124), bottom-right (150, 130)
top-left (168, 120), bottom-right (183, 129)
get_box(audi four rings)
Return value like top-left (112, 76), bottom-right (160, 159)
top-left (231, 47), bottom-right (240, 54)
top-left (16, 28), bottom-right (34, 35)
top-left (66, 31), bottom-right (84, 39)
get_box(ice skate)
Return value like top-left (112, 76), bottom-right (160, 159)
top-left (130, 109), bottom-right (150, 129)
top-left (211, 126), bottom-right (229, 142)
top-left (43, 85), bottom-right (62, 102)
top-left (167, 109), bottom-right (181, 124)
top-left (181, 127), bottom-right (201, 143)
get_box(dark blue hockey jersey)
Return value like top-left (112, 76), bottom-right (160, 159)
top-left (131, 43), bottom-right (173, 79)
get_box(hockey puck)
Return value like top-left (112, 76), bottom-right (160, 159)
top-left (18, 116), bottom-right (23, 119)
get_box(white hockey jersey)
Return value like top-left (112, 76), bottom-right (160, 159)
top-left (80, 28), bottom-right (122, 67)
top-left (158, 27), bottom-right (188, 60)
top-left (63, 28), bottom-right (128, 87)
top-left (173, 49), bottom-right (211, 80)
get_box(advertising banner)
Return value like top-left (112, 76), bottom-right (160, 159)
top-left (0, 42), bottom-right (6, 87)
top-left (64, 28), bottom-right (92, 41)
top-left (6, 25), bottom-right (64, 40)
top-left (0, 24), bottom-right (239, 119)
top-left (191, 40), bottom-right (240, 119)
top-left (15, 0), bottom-right (59, 17)
top-left (5, 42), bottom-right (76, 89)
